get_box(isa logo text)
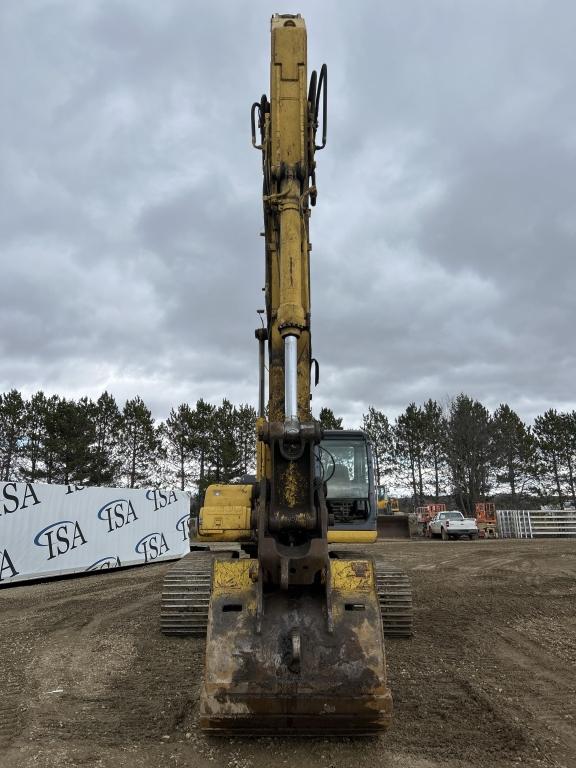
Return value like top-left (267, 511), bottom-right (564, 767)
top-left (97, 499), bottom-right (138, 532)
top-left (176, 513), bottom-right (192, 542)
top-left (146, 489), bottom-right (178, 511)
top-left (34, 520), bottom-right (87, 561)
top-left (2, 483), bottom-right (40, 516)
top-left (135, 532), bottom-right (169, 563)
top-left (0, 547), bottom-right (19, 581)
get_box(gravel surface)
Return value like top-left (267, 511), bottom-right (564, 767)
top-left (0, 539), bottom-right (575, 768)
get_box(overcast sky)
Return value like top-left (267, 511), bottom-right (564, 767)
top-left (1, 0), bottom-right (575, 427)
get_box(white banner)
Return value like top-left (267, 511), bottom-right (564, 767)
top-left (0, 482), bottom-right (191, 585)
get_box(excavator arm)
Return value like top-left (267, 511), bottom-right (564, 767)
top-left (198, 15), bottom-right (392, 732)
top-left (162, 14), bottom-right (412, 735)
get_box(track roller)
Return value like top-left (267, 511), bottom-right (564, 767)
top-left (161, 552), bottom-right (213, 636)
top-left (162, 552), bottom-right (414, 640)
top-left (375, 565), bottom-right (413, 638)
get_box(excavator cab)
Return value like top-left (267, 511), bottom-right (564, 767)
top-left (318, 430), bottom-right (379, 543)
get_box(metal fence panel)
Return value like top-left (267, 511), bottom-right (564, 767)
top-left (496, 509), bottom-right (576, 538)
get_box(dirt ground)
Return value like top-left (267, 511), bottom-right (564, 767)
top-left (1, 539), bottom-right (575, 768)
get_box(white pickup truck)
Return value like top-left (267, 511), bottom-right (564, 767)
top-left (428, 511), bottom-right (479, 540)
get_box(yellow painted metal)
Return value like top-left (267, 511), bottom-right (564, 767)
top-left (197, 484), bottom-right (253, 541)
top-left (255, 416), bottom-right (269, 481)
top-left (264, 14), bottom-right (312, 423)
top-left (328, 530), bottom-right (378, 544)
top-left (270, 15), bottom-right (307, 178)
top-left (202, 484), bottom-right (253, 507)
top-left (212, 559), bottom-right (259, 597)
top-left (330, 558), bottom-right (375, 595)
top-left (377, 496), bottom-right (400, 515)
top-left (198, 509), bottom-right (251, 540)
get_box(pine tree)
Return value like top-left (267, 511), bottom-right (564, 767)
top-left (211, 399), bottom-right (242, 485)
top-left (318, 407), bottom-right (343, 430)
top-left (120, 397), bottom-right (162, 488)
top-left (0, 389), bottom-right (25, 481)
top-left (41, 395), bottom-right (61, 484)
top-left (533, 409), bottom-right (566, 508)
top-left (45, 397), bottom-right (95, 485)
top-left (422, 399), bottom-right (447, 501)
top-left (445, 395), bottom-right (492, 515)
top-left (561, 412), bottom-right (576, 507)
top-left (361, 406), bottom-right (393, 490)
top-left (234, 403), bottom-right (257, 477)
top-left (21, 391), bottom-right (49, 483)
top-left (491, 404), bottom-right (533, 507)
top-left (89, 392), bottom-right (123, 486)
top-left (190, 398), bottom-right (217, 497)
top-left (164, 403), bottom-right (196, 491)
top-left (395, 404), bottom-right (427, 507)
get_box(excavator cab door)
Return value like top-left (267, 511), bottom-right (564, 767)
top-left (317, 430), bottom-right (378, 544)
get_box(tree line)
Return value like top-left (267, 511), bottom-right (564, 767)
top-left (0, 390), bottom-right (255, 496)
top-left (356, 396), bottom-right (576, 512)
top-left (1, 390), bottom-right (575, 511)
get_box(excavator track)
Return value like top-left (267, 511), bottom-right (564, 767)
top-left (162, 552), bottom-right (413, 639)
top-left (375, 565), bottom-right (413, 638)
top-left (161, 551), bottom-right (213, 636)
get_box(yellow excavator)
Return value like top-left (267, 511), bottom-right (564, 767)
top-left (161, 13), bottom-right (412, 733)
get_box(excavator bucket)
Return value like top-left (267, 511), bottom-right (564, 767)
top-left (377, 515), bottom-right (411, 539)
top-left (200, 558), bottom-right (393, 733)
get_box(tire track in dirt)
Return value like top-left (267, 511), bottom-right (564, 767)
top-left (0, 566), bottom-right (173, 755)
top-left (17, 567), bottom-right (202, 750)
top-left (493, 626), bottom-right (576, 763)
top-left (375, 539), bottom-right (576, 767)
top-left (0, 679), bottom-right (25, 748)
top-left (25, 592), bottom-right (156, 744)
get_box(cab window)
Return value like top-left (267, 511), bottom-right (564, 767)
top-left (320, 439), bottom-right (369, 499)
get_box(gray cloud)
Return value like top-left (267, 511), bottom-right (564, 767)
top-left (1, 0), bottom-right (575, 425)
